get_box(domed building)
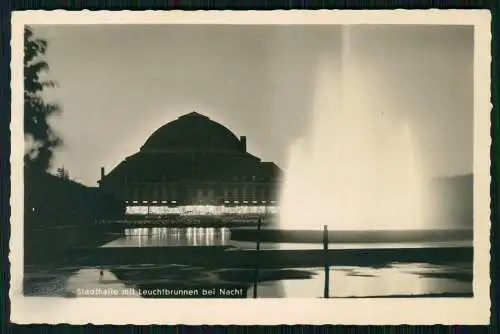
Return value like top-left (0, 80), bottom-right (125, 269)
top-left (98, 112), bottom-right (283, 214)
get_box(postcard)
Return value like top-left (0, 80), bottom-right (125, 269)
top-left (10, 9), bottom-right (491, 324)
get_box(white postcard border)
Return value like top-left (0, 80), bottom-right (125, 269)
top-left (9, 10), bottom-right (492, 325)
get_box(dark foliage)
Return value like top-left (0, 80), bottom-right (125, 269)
top-left (24, 26), bottom-right (62, 171)
top-left (24, 169), bottom-right (126, 230)
top-left (56, 166), bottom-right (69, 180)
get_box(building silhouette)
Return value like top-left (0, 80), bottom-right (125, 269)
top-left (99, 112), bottom-right (283, 212)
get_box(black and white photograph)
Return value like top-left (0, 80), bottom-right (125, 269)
top-left (10, 10), bottom-right (491, 325)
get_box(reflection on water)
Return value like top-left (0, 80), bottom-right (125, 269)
top-left (233, 241), bottom-right (473, 250)
top-left (66, 268), bottom-right (141, 298)
top-left (103, 227), bottom-right (230, 247)
top-left (24, 227), bottom-right (473, 298)
top-left (103, 227), bottom-right (473, 250)
top-left (24, 262), bottom-right (472, 298)
top-left (250, 263), bottom-right (472, 298)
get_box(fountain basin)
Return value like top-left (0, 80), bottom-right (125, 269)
top-left (230, 228), bottom-right (473, 244)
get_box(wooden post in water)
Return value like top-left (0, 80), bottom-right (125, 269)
top-left (253, 217), bottom-right (262, 298)
top-left (256, 217), bottom-right (262, 252)
top-left (323, 225), bottom-right (330, 299)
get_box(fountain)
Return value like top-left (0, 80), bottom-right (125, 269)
top-left (279, 26), bottom-right (425, 231)
top-left (280, 27), bottom-right (425, 231)
top-left (230, 26), bottom-right (472, 245)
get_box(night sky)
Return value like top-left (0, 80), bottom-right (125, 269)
top-left (33, 24), bottom-right (473, 186)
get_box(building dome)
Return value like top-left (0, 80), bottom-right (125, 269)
top-left (100, 111), bottom-right (283, 207)
top-left (140, 112), bottom-right (245, 153)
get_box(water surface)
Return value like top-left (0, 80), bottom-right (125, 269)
top-left (24, 227), bottom-right (473, 298)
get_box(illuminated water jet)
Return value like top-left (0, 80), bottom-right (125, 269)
top-left (279, 26), bottom-right (426, 231)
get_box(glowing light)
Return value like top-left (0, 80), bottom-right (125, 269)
top-left (125, 205), bottom-right (278, 216)
top-left (279, 26), bottom-right (426, 231)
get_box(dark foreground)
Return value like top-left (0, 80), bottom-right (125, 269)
top-left (37, 245), bottom-right (473, 268)
top-left (23, 224), bottom-right (474, 299)
top-left (24, 257), bottom-right (473, 298)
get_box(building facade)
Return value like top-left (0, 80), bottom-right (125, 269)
top-left (99, 112), bottom-right (283, 212)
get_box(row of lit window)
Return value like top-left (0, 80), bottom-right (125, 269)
top-left (124, 200), bottom-right (277, 205)
top-left (113, 187), bottom-right (275, 200)
top-left (126, 200), bottom-right (178, 204)
top-left (125, 205), bottom-right (279, 215)
top-left (223, 200), bottom-right (276, 204)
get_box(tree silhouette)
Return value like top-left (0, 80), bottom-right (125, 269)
top-left (56, 166), bottom-right (70, 180)
top-left (24, 26), bottom-right (62, 171)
